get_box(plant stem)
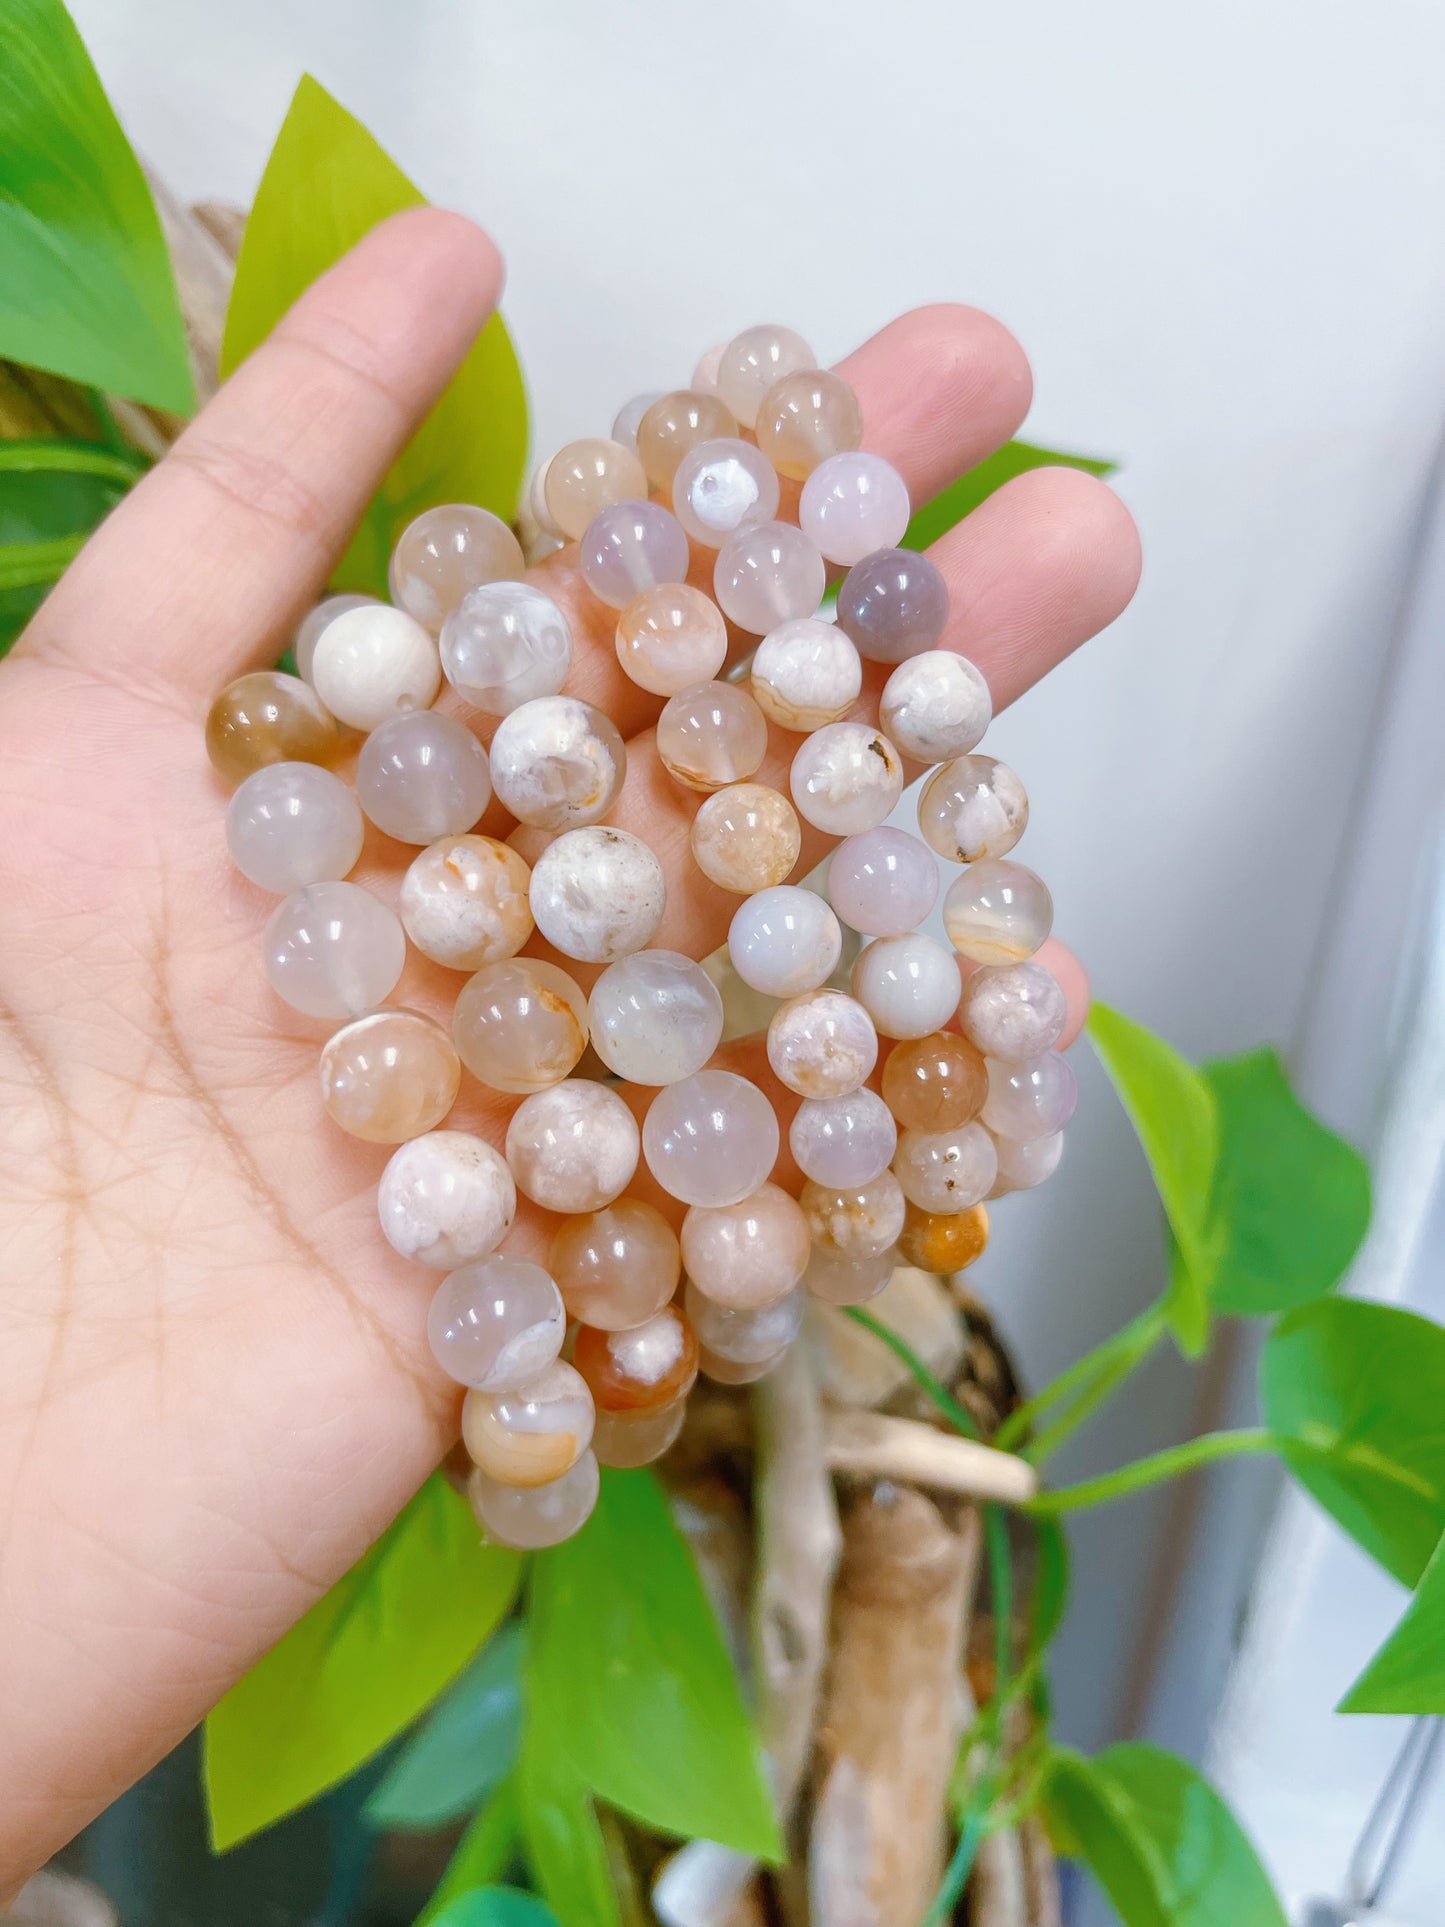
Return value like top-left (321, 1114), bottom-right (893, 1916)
top-left (921, 1807), bottom-right (986, 1927)
top-left (0, 437), bottom-right (147, 484)
top-left (985, 1504), bottom-right (1012, 1702)
top-left (1024, 1428), bottom-right (1283, 1516)
top-left (842, 1306), bottom-right (982, 1439)
top-left (995, 1301), bottom-right (1167, 1456)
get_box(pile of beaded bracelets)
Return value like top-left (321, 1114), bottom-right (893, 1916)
top-left (206, 322), bottom-right (1075, 1551)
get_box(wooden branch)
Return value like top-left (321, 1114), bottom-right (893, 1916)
top-left (144, 168), bottom-right (235, 406)
top-left (652, 1844), bottom-right (763, 1927)
top-left (807, 1266), bottom-right (966, 1411)
top-left (823, 1411), bottom-right (1038, 1505)
top-left (969, 1827), bottom-right (1028, 1925)
top-left (1020, 1815), bottom-right (1063, 1927)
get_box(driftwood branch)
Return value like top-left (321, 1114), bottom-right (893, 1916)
top-left (823, 1411), bottom-right (1037, 1505)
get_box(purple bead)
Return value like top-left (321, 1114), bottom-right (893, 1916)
top-left (836, 548), bottom-right (950, 664)
top-left (580, 499), bottom-right (691, 610)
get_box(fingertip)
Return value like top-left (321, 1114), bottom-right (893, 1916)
top-left (1008, 464), bottom-right (1143, 614)
top-left (1037, 937), bottom-right (1090, 1049)
top-left (367, 205), bottom-right (505, 301)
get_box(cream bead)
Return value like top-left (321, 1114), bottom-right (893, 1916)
top-left (550, 1199), bottom-right (681, 1330)
top-left (943, 859), bottom-right (1053, 965)
top-left (716, 323), bottom-right (816, 428)
top-left (684, 1279), bottom-right (805, 1363)
top-left (226, 762), bottom-right (364, 893)
top-left (613, 390), bottom-right (666, 452)
top-left (488, 697), bottom-right (626, 830)
top-left (692, 341), bottom-right (727, 393)
top-left (893, 1120), bottom-right (998, 1214)
top-left (593, 1400), bottom-right (686, 1469)
top-left (803, 1240), bottom-right (897, 1306)
top-left (427, 1254), bottom-right (564, 1389)
top-left (750, 618), bottom-right (863, 732)
top-left (982, 1053), bottom-right (1078, 1141)
top-left (800, 1171), bottom-right (907, 1259)
top-left (790, 723), bottom-right (904, 836)
top-left (643, 1070), bottom-right (779, 1207)
top-left (463, 1360), bottom-right (596, 1488)
top-left (588, 949), bottom-right (724, 1085)
top-left (690, 783), bottom-right (801, 894)
top-left (378, 1129), bottom-right (516, 1268)
top-left (991, 1130), bottom-right (1065, 1194)
top-left (310, 603), bottom-right (440, 732)
top-left (544, 437), bottom-right (648, 540)
top-left (319, 1009), bottom-right (461, 1143)
top-left (728, 885), bottom-right (842, 998)
top-left (440, 582), bottom-right (572, 716)
top-left (767, 990), bottom-right (878, 1098)
top-left (657, 680), bottom-right (768, 792)
top-left (957, 960), bottom-right (1067, 1062)
top-left (263, 881), bottom-right (405, 1020)
top-left (851, 933), bottom-right (961, 1040)
top-left (636, 390), bottom-right (736, 485)
top-left (356, 710), bottom-right (491, 845)
top-left (799, 452), bottom-right (912, 567)
top-left (295, 593), bottom-right (375, 686)
top-left (672, 437), bottom-right (780, 547)
top-left (505, 1078), bottom-right (640, 1212)
top-left (828, 827), bottom-right (938, 937)
top-left (880, 651), bottom-right (992, 763)
top-left (754, 368), bottom-right (863, 479)
top-left (918, 754), bottom-right (1029, 863)
top-left (400, 835), bottom-right (534, 970)
top-left (468, 1451), bottom-right (599, 1548)
top-left (528, 826), bottom-right (665, 964)
top-left (453, 957), bottom-right (591, 1094)
top-left (615, 584), bottom-right (727, 695)
top-left (388, 504), bottom-right (525, 633)
top-left (681, 1183), bottom-right (811, 1310)
top-left (789, 1089), bottom-right (897, 1188)
top-left (714, 521), bottom-right (826, 635)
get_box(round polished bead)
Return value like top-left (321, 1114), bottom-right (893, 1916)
top-left (580, 499), bottom-right (691, 609)
top-left (750, 618), bottom-right (862, 732)
top-left (389, 504), bottom-right (525, 633)
top-left (550, 1199), bottom-right (681, 1330)
top-left (636, 389), bottom-right (738, 489)
top-left (728, 885), bottom-right (842, 997)
top-left (790, 723), bottom-right (903, 835)
top-left (754, 368), bottom-right (863, 479)
top-left (588, 949), bottom-right (724, 1086)
top-left (893, 1120), bottom-right (998, 1214)
top-left (684, 1279), bottom-right (804, 1363)
top-left (851, 933), bottom-right (962, 1041)
top-left (991, 1130), bottom-right (1065, 1194)
top-left (983, 1053), bottom-right (1078, 1141)
top-left (504, 1078), bottom-right (640, 1212)
top-left (528, 827), bottom-right (664, 964)
top-left (828, 827), bottom-right (938, 937)
top-left (880, 651), bottom-right (992, 763)
top-left (800, 1171), bottom-right (906, 1259)
top-left (692, 340), bottom-right (726, 393)
top-left (672, 437), bottom-right (780, 546)
top-left (574, 1304), bottom-right (698, 1413)
top-left (767, 990), bottom-right (877, 1098)
top-left (898, 1199), bottom-right (989, 1272)
top-left (310, 605), bottom-right (440, 732)
top-left (836, 547), bottom-right (948, 664)
top-left (943, 859), bottom-right (1053, 965)
top-left (656, 680), bottom-right (768, 792)
top-left (453, 957), bottom-right (591, 1094)
top-left (488, 697), bottom-right (626, 830)
top-left (319, 1008), bottom-right (461, 1143)
top-left (544, 437), bottom-right (648, 540)
top-left (612, 390), bottom-right (665, 452)
top-left (615, 583), bottom-right (727, 695)
top-left (206, 671), bottom-right (340, 785)
top-left (356, 710), bottom-right (490, 844)
top-left (463, 1360), bottom-right (595, 1488)
top-left (716, 324), bottom-right (816, 428)
top-left (681, 1183), bottom-right (811, 1310)
top-left (379, 1130), bottom-right (516, 1269)
top-left (295, 593), bottom-right (375, 686)
top-left (593, 1398), bottom-right (687, 1469)
top-left (643, 1069), bottom-right (779, 1207)
top-left (467, 1450), bottom-right (598, 1548)
top-left (427, 1254), bottom-right (564, 1390)
top-left (699, 1345), bottom-right (787, 1384)
top-left (226, 762), bottom-right (363, 893)
top-left (400, 835), bottom-right (533, 971)
top-left (957, 960), bottom-right (1067, 1061)
top-left (690, 783), bottom-right (800, 894)
top-left (440, 582), bottom-right (572, 716)
top-left (263, 881), bottom-right (405, 1019)
top-left (799, 453), bottom-right (911, 566)
top-left (803, 1240), bottom-right (897, 1306)
top-left (789, 1089), bottom-right (897, 1188)
top-left (714, 521), bottom-right (825, 634)
top-left (529, 455), bottom-right (562, 538)
top-left (919, 754), bottom-right (1029, 863)
top-left (881, 1031), bottom-right (988, 1132)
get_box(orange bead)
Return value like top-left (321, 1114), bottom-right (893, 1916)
top-left (205, 671), bottom-right (340, 785)
top-left (897, 1200), bottom-right (990, 1274)
top-left (573, 1305), bottom-right (698, 1412)
top-left (882, 1032), bottom-right (989, 1133)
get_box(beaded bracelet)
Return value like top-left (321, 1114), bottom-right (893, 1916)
top-left (206, 322), bottom-right (1075, 1551)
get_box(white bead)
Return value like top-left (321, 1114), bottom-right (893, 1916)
top-left (991, 1130), bottom-right (1065, 1194)
top-left (851, 933), bottom-right (961, 1040)
top-left (488, 697), bottom-right (626, 830)
top-left (467, 1451), bottom-right (599, 1549)
top-left (356, 710), bottom-right (491, 844)
top-left (728, 885), bottom-right (842, 997)
top-left (672, 437), bottom-right (780, 546)
top-left (798, 452), bottom-right (912, 566)
top-left (716, 324), bottom-right (815, 428)
top-left (790, 723), bottom-right (904, 836)
top-left (684, 1279), bottom-right (805, 1361)
top-left (504, 1078), bottom-right (640, 1212)
top-left (893, 1120), bottom-right (998, 1213)
top-left (750, 618), bottom-right (862, 732)
top-left (294, 593), bottom-right (375, 686)
top-left (767, 990), bottom-right (878, 1098)
top-left (263, 881), bottom-right (405, 1019)
top-left (310, 603), bottom-right (440, 731)
top-left (528, 827), bottom-right (665, 963)
top-left (982, 1053), bottom-right (1078, 1141)
top-left (427, 1254), bottom-right (566, 1391)
top-left (226, 762), bottom-right (364, 893)
top-left (880, 651), bottom-right (992, 763)
top-left (918, 754), bottom-right (1029, 864)
top-left (957, 961), bottom-right (1067, 1061)
top-left (789, 1089), bottom-right (898, 1188)
top-left (643, 1069), bottom-right (779, 1207)
top-left (827, 827), bottom-right (938, 936)
top-left (714, 520), bottom-right (826, 634)
top-left (440, 582), bottom-right (573, 716)
top-left (378, 1130), bottom-right (517, 1268)
top-left (588, 949), bottom-right (725, 1086)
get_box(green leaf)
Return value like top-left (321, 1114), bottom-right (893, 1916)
top-left (1087, 1005), bottom-right (1219, 1355)
top-left (367, 1621), bottom-right (523, 1831)
top-left (203, 1474), bottom-right (523, 1850)
top-left (417, 1777), bottom-right (522, 1927)
top-left (1263, 1299), bottom-right (1445, 1588)
top-left (0, 0), bottom-right (194, 411)
top-left (1340, 1527), bottom-right (1445, 1713)
top-left (903, 440), bottom-right (1114, 552)
top-left (1043, 1744), bottom-right (1287, 1927)
top-left (0, 438), bottom-right (137, 648)
top-left (222, 75), bottom-right (528, 596)
top-left (515, 1718), bottom-right (621, 1927)
top-left (1027, 1519), bottom-right (1070, 1660)
top-left (528, 1469), bottom-right (781, 1862)
top-left (431, 1891), bottom-right (559, 1927)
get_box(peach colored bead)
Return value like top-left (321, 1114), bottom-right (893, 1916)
top-left (767, 990), bottom-right (878, 1099)
top-left (657, 680), bottom-right (769, 793)
top-left (681, 1182), bottom-right (811, 1310)
top-left (467, 1451), bottom-right (599, 1548)
top-left (943, 859), bottom-right (1054, 965)
top-left (615, 584), bottom-right (727, 696)
top-left (319, 1008), bottom-right (461, 1144)
top-left (462, 1360), bottom-right (595, 1488)
top-left (803, 1240), bottom-right (897, 1306)
top-left (636, 389), bottom-right (739, 490)
top-left (898, 1199), bottom-right (990, 1273)
top-left (573, 1304), bottom-right (699, 1413)
top-left (612, 391), bottom-right (664, 451)
top-left (504, 1078), bottom-right (640, 1213)
top-left (400, 835), bottom-right (534, 971)
top-left (690, 783), bottom-right (801, 894)
top-left (593, 1397), bottom-right (687, 1469)
top-left (453, 958), bottom-right (590, 1094)
top-left (543, 437), bottom-right (648, 540)
top-left (800, 1171), bottom-right (907, 1259)
top-left (882, 1031), bottom-right (989, 1132)
top-left (206, 671), bottom-right (340, 785)
top-left (716, 323), bottom-right (816, 429)
top-left (754, 368), bottom-right (864, 479)
top-left (388, 504), bottom-right (525, 633)
top-left (549, 1199), bottom-right (681, 1331)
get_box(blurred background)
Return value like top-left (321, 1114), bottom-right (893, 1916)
top-left (52, 0), bottom-right (1445, 1920)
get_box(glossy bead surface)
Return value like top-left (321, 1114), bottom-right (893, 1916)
top-left (991, 1130), bottom-right (1065, 1194)
top-left (799, 453), bottom-right (911, 566)
top-left (504, 1078), bottom-right (640, 1212)
top-left (310, 605), bottom-right (440, 732)
top-left (643, 1069), bottom-right (779, 1207)
top-left (356, 710), bottom-right (491, 844)
top-left (691, 783), bottom-right (801, 895)
top-left (750, 618), bottom-right (862, 732)
top-left (427, 1254), bottom-right (564, 1390)
top-left (699, 1345), bottom-right (788, 1384)
top-left (612, 390), bottom-right (665, 451)
top-left (295, 593), bottom-right (375, 686)
top-left (898, 1199), bottom-right (989, 1272)
top-left (440, 582), bottom-right (572, 716)
top-left (828, 827), bottom-right (938, 936)
top-left (692, 341), bottom-right (726, 393)
top-left (755, 368), bottom-right (863, 479)
top-left (593, 1399), bottom-right (687, 1468)
top-left (453, 958), bottom-right (590, 1094)
top-left (882, 1031), bottom-right (988, 1132)
top-left (226, 762), bottom-right (363, 893)
top-left (837, 547), bottom-right (948, 665)
top-left (893, 1120), bottom-right (998, 1214)
top-left (657, 680), bottom-right (768, 792)
top-left (488, 697), bottom-right (626, 830)
top-left (767, 989), bottom-right (877, 1098)
top-left (728, 885), bottom-right (842, 997)
top-left (544, 437), bottom-right (648, 540)
top-left (801, 1171), bottom-right (907, 1259)
top-left (389, 504), bottom-right (524, 632)
top-left (681, 1183), bottom-right (811, 1310)
top-left (615, 583), bottom-right (727, 695)
top-left (919, 754), bottom-right (1029, 863)
top-left (943, 859), bottom-right (1053, 965)
top-left (588, 949), bottom-right (724, 1085)
top-left (468, 1451), bottom-right (598, 1548)
top-left (206, 672), bottom-right (340, 785)
top-left (790, 723), bottom-right (903, 835)
top-left (580, 499), bottom-right (690, 608)
top-left (529, 826), bottom-right (665, 963)
top-left (851, 933), bottom-right (961, 1040)
top-left (550, 1199), bottom-right (681, 1330)
top-left (880, 651), bottom-right (992, 763)
top-left (379, 1129), bottom-right (516, 1269)
top-left (400, 835), bottom-right (533, 970)
top-left (637, 389), bottom-right (738, 488)
top-left (672, 437), bottom-right (780, 546)
top-left (804, 1240), bottom-right (897, 1306)
top-left (319, 1008), bottom-right (461, 1143)
top-left (789, 1089), bottom-right (898, 1188)
top-left (982, 1053), bottom-right (1078, 1141)
top-left (574, 1304), bottom-right (698, 1412)
top-left (684, 1279), bottom-right (804, 1362)
top-left (714, 520), bottom-right (825, 634)
top-left (957, 960), bottom-right (1067, 1061)
top-left (462, 1360), bottom-right (595, 1488)
top-left (263, 881), bottom-right (405, 1019)
top-left (716, 323), bottom-right (815, 428)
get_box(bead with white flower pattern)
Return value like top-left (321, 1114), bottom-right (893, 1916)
top-left (427, 1253), bottom-right (565, 1390)
top-left (790, 722), bottom-right (903, 835)
top-left (767, 990), bottom-right (878, 1098)
top-left (441, 582), bottom-right (572, 716)
top-left (529, 826), bottom-right (665, 963)
top-left (957, 960), bottom-right (1067, 1062)
top-left (505, 1079), bottom-right (641, 1213)
top-left (800, 1171), bottom-right (907, 1259)
top-left (681, 1183), bottom-right (811, 1310)
top-left (919, 754), bottom-right (1029, 864)
top-left (750, 618), bottom-right (862, 732)
top-left (400, 835), bottom-right (533, 971)
top-left (488, 697), bottom-right (626, 830)
top-left (879, 650), bottom-right (991, 763)
top-left (673, 437), bottom-right (780, 546)
top-left (379, 1130), bottom-right (516, 1269)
